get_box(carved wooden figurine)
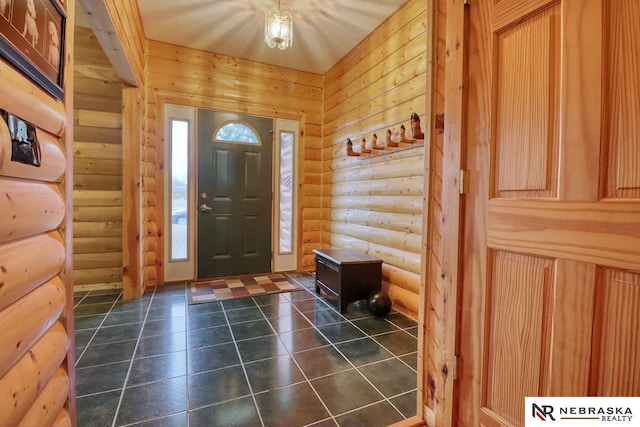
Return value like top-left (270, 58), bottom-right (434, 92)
top-left (410, 112), bottom-right (424, 139)
top-left (398, 124), bottom-right (412, 143)
top-left (361, 137), bottom-right (371, 154)
top-left (371, 133), bottom-right (384, 150)
top-left (346, 138), bottom-right (360, 156)
top-left (385, 129), bottom-right (398, 147)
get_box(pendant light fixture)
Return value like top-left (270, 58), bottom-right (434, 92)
top-left (265, 0), bottom-right (293, 50)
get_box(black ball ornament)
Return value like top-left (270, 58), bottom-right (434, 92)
top-left (367, 290), bottom-right (391, 317)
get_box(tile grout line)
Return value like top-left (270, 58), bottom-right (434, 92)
top-left (254, 292), bottom-right (339, 427)
top-left (219, 300), bottom-right (267, 427)
top-left (74, 291), bottom-right (124, 368)
top-left (288, 290), bottom-right (413, 421)
top-left (110, 288), bottom-right (157, 427)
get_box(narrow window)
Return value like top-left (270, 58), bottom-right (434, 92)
top-left (170, 119), bottom-right (189, 260)
top-left (279, 131), bottom-right (294, 254)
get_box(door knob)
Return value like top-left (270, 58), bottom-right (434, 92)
top-left (200, 203), bottom-right (213, 212)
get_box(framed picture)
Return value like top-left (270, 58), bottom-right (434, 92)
top-left (0, 0), bottom-right (65, 100)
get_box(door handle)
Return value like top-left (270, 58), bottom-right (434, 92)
top-left (200, 203), bottom-right (213, 212)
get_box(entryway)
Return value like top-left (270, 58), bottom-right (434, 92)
top-left (163, 105), bottom-right (299, 283)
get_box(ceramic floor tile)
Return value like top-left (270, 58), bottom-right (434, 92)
top-left (186, 324), bottom-right (233, 349)
top-left (76, 361), bottom-right (130, 396)
top-left (74, 302), bottom-right (114, 317)
top-left (302, 309), bottom-right (345, 327)
top-left (244, 355), bottom-right (306, 393)
top-left (386, 312), bottom-right (418, 329)
top-left (115, 377), bottom-right (187, 426)
top-left (142, 316), bottom-right (186, 337)
top-left (317, 321), bottom-right (366, 344)
top-left (400, 352), bottom-right (418, 372)
top-left (254, 382), bottom-right (330, 427)
top-left (189, 397), bottom-right (260, 427)
top-left (372, 330), bottom-right (417, 356)
top-left (125, 412), bottom-right (187, 427)
top-left (230, 319), bottom-right (274, 341)
top-left (187, 342), bottom-right (240, 374)
top-left (74, 314), bottom-right (107, 330)
top-left (293, 346), bottom-right (351, 380)
top-left (279, 328), bottom-right (330, 353)
top-left (236, 335), bottom-right (289, 363)
top-left (252, 293), bottom-right (291, 307)
top-left (187, 311), bottom-right (227, 331)
top-left (77, 390), bottom-right (120, 427)
top-left (127, 351), bottom-right (187, 386)
top-left (335, 337), bottom-right (394, 367)
top-left (76, 339), bottom-right (138, 368)
top-left (135, 331), bottom-right (186, 358)
top-left (188, 366), bottom-right (250, 409)
top-left (358, 358), bottom-right (417, 398)
top-left (334, 401), bottom-right (404, 427)
top-left (352, 317), bottom-right (400, 336)
top-left (186, 301), bottom-right (223, 316)
top-left (390, 390), bottom-right (418, 418)
top-left (225, 306), bottom-right (266, 324)
top-left (267, 312), bottom-right (312, 334)
top-left (259, 302), bottom-right (298, 319)
top-left (311, 369), bottom-right (384, 415)
top-left (92, 323), bottom-right (143, 345)
top-left (222, 297), bottom-right (258, 310)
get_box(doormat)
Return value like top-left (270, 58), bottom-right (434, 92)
top-left (188, 273), bottom-right (306, 305)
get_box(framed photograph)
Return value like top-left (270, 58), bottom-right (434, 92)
top-left (0, 0), bottom-right (65, 100)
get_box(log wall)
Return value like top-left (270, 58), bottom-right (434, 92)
top-left (73, 25), bottom-right (124, 291)
top-left (145, 40), bottom-right (324, 281)
top-left (322, 0), bottom-right (428, 317)
top-left (0, 1), bottom-right (75, 424)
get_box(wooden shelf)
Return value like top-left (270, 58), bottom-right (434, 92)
top-left (348, 138), bottom-right (425, 158)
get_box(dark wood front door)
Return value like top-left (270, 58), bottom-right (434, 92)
top-left (197, 109), bottom-right (273, 278)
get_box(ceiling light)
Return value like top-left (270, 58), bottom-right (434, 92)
top-left (265, 0), bottom-right (293, 50)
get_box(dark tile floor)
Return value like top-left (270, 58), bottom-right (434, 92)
top-left (74, 273), bottom-right (418, 427)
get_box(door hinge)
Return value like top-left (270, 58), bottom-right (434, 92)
top-left (453, 354), bottom-right (461, 380)
top-left (459, 169), bottom-right (469, 195)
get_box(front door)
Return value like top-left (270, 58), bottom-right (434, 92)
top-left (197, 109), bottom-right (273, 278)
top-left (458, 1), bottom-right (640, 426)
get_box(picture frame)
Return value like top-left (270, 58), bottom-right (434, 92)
top-left (0, 0), bottom-right (65, 100)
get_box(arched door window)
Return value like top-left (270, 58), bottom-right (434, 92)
top-left (214, 122), bottom-right (260, 144)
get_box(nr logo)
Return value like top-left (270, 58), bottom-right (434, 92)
top-left (533, 403), bottom-right (556, 421)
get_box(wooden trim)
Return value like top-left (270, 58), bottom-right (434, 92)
top-left (122, 87), bottom-right (144, 299)
top-left (431, 0), bottom-right (469, 425)
top-left (76, 0), bottom-right (140, 86)
top-left (418, 0), bottom-right (438, 421)
top-left (389, 415), bottom-right (428, 427)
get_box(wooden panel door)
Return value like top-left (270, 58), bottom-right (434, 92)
top-left (458, 0), bottom-right (640, 426)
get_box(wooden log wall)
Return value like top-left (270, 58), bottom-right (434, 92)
top-left (0, 0), bottom-right (75, 424)
top-left (73, 25), bottom-right (124, 291)
top-left (145, 40), bottom-right (324, 282)
top-left (322, 0), bottom-right (428, 318)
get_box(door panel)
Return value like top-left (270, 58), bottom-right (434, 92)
top-left (459, 0), bottom-right (640, 426)
top-left (198, 110), bottom-right (273, 278)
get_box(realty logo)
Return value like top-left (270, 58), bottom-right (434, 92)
top-left (533, 403), bottom-right (556, 421)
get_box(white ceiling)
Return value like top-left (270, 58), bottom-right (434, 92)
top-left (135, 0), bottom-right (409, 75)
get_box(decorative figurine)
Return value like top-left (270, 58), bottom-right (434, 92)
top-left (361, 137), bottom-right (371, 154)
top-left (346, 138), bottom-right (360, 156)
top-left (385, 129), bottom-right (398, 147)
top-left (371, 133), bottom-right (384, 150)
top-left (410, 112), bottom-right (424, 139)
